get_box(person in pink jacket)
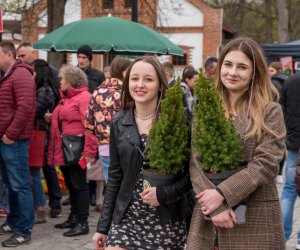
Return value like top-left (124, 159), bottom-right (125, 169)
top-left (48, 65), bottom-right (97, 237)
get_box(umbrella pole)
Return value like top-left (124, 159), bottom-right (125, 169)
top-left (104, 53), bottom-right (109, 68)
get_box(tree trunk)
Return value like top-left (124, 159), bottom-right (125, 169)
top-left (265, 0), bottom-right (273, 43)
top-left (276, 0), bottom-right (289, 43)
top-left (239, 0), bottom-right (245, 34)
top-left (288, 0), bottom-right (300, 41)
top-left (47, 0), bottom-right (67, 68)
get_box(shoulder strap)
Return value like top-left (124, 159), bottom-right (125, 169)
top-left (57, 109), bottom-right (63, 135)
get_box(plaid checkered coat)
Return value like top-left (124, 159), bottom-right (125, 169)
top-left (187, 102), bottom-right (286, 250)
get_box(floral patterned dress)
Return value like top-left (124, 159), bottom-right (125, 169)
top-left (106, 134), bottom-right (187, 250)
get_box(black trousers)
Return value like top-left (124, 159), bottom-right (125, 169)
top-left (42, 164), bottom-right (62, 210)
top-left (60, 164), bottom-right (89, 223)
top-left (43, 135), bottom-right (62, 210)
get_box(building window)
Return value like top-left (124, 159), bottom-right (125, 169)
top-left (103, 0), bottom-right (114, 9)
top-left (173, 53), bottom-right (187, 66)
top-left (125, 0), bottom-right (131, 8)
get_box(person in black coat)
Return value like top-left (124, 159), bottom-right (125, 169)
top-left (92, 56), bottom-right (194, 250)
top-left (32, 59), bottom-right (62, 220)
top-left (280, 73), bottom-right (300, 247)
top-left (268, 61), bottom-right (288, 183)
top-left (77, 45), bottom-right (105, 93)
top-left (76, 45), bottom-right (106, 206)
top-left (268, 61), bottom-right (288, 93)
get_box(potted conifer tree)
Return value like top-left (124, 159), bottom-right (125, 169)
top-left (192, 71), bottom-right (245, 186)
top-left (141, 79), bottom-right (190, 189)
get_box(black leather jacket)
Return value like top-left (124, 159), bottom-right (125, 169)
top-left (281, 74), bottom-right (300, 150)
top-left (97, 109), bottom-right (195, 234)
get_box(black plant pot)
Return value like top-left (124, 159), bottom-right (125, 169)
top-left (204, 163), bottom-right (247, 186)
top-left (140, 169), bottom-right (176, 189)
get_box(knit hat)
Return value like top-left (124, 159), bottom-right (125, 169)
top-left (77, 45), bottom-right (93, 61)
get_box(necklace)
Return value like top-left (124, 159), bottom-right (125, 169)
top-left (229, 113), bottom-right (237, 120)
top-left (134, 111), bottom-right (154, 120)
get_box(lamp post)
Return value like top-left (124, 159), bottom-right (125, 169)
top-left (131, 0), bottom-right (138, 22)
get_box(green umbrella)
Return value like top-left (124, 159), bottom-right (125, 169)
top-left (33, 16), bottom-right (183, 56)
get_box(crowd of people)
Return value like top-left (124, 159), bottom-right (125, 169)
top-left (0, 36), bottom-right (299, 250)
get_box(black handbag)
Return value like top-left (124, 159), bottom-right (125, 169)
top-left (61, 134), bottom-right (84, 166)
top-left (58, 113), bottom-right (84, 166)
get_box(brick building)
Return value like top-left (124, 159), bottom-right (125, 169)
top-left (1, 20), bottom-right (22, 44)
top-left (20, 0), bottom-right (226, 70)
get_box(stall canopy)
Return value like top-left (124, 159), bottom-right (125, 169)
top-left (262, 40), bottom-right (300, 57)
top-left (33, 16), bottom-right (184, 56)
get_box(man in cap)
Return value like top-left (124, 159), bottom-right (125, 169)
top-left (77, 45), bottom-right (105, 93)
top-left (77, 45), bottom-right (105, 206)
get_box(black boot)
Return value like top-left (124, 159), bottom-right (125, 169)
top-left (63, 222), bottom-right (89, 237)
top-left (54, 214), bottom-right (77, 229)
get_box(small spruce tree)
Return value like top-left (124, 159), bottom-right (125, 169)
top-left (193, 71), bottom-right (242, 173)
top-left (147, 79), bottom-right (190, 175)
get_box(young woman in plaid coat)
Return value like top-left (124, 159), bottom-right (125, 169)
top-left (187, 37), bottom-right (286, 250)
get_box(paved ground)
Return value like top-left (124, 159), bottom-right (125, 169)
top-left (0, 201), bottom-right (99, 250)
top-left (0, 182), bottom-right (299, 250)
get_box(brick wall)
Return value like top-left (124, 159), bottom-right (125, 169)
top-left (82, 0), bottom-right (157, 28)
top-left (188, 0), bottom-right (222, 63)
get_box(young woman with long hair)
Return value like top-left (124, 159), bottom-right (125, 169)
top-left (187, 37), bottom-right (286, 249)
top-left (92, 56), bottom-right (194, 250)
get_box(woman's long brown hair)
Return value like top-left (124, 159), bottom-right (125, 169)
top-left (216, 37), bottom-right (280, 140)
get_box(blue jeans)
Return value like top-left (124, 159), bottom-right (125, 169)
top-left (30, 168), bottom-right (46, 207)
top-left (100, 155), bottom-right (110, 183)
top-left (281, 150), bottom-right (300, 243)
top-left (0, 140), bottom-right (34, 237)
top-left (0, 176), bottom-right (9, 211)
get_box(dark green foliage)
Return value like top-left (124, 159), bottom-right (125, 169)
top-left (193, 71), bottom-right (242, 173)
top-left (147, 79), bottom-right (190, 175)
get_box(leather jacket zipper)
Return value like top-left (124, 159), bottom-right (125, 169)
top-left (127, 138), bottom-right (145, 158)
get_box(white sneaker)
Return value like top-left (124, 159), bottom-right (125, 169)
top-left (296, 243), bottom-right (300, 250)
top-left (276, 175), bottom-right (284, 184)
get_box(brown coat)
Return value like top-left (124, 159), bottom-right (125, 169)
top-left (296, 153), bottom-right (300, 197)
top-left (187, 102), bottom-right (286, 250)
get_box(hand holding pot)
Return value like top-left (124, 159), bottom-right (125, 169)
top-left (196, 189), bottom-right (224, 215)
top-left (140, 187), bottom-right (160, 207)
top-left (92, 232), bottom-right (107, 250)
top-left (211, 208), bottom-right (237, 229)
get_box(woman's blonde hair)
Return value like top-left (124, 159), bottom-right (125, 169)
top-left (59, 65), bottom-right (88, 88)
top-left (216, 37), bottom-right (279, 140)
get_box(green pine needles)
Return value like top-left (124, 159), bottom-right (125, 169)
top-left (193, 71), bottom-right (242, 173)
top-left (147, 79), bottom-right (190, 175)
